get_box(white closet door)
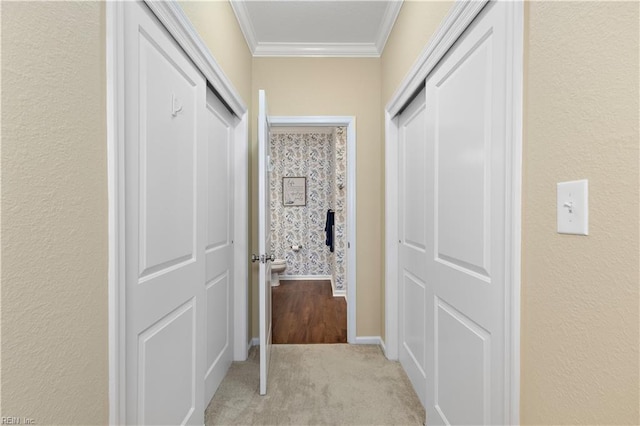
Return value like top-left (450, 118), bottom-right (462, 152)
top-left (204, 89), bottom-right (235, 404)
top-left (398, 87), bottom-right (429, 408)
top-left (424, 2), bottom-right (509, 424)
top-left (124, 2), bottom-right (206, 424)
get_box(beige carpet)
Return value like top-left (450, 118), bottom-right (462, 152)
top-left (205, 344), bottom-right (425, 425)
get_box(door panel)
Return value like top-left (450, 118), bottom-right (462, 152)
top-left (138, 27), bottom-right (196, 278)
top-left (124, 2), bottom-right (206, 424)
top-left (206, 95), bottom-right (232, 251)
top-left (403, 272), bottom-right (426, 368)
top-left (205, 273), bottom-right (229, 393)
top-left (139, 300), bottom-right (196, 426)
top-left (258, 90), bottom-right (272, 396)
top-left (402, 108), bottom-right (427, 251)
top-left (398, 88), bottom-right (428, 408)
top-left (435, 298), bottom-right (490, 426)
top-left (435, 28), bottom-right (493, 278)
top-left (204, 89), bottom-right (235, 403)
top-left (424, 2), bottom-right (508, 424)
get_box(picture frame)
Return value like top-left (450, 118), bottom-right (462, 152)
top-left (282, 177), bottom-right (306, 206)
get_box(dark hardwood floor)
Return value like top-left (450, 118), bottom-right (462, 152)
top-left (272, 280), bottom-right (347, 344)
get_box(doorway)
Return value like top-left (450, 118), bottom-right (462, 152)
top-left (269, 116), bottom-right (357, 344)
top-left (268, 126), bottom-right (347, 344)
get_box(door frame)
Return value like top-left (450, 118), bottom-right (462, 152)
top-left (270, 116), bottom-right (357, 344)
top-left (106, 1), bottom-right (249, 423)
top-left (383, 1), bottom-right (523, 423)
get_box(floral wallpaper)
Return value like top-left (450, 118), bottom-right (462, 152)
top-left (331, 127), bottom-right (347, 291)
top-left (269, 129), bottom-right (348, 292)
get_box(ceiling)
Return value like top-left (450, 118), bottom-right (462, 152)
top-left (229, 1), bottom-right (404, 57)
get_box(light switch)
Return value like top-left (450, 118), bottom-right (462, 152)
top-left (557, 179), bottom-right (588, 235)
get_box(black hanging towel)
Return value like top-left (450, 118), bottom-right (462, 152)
top-left (325, 209), bottom-right (335, 253)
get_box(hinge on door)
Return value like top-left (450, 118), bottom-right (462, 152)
top-left (348, 242), bottom-right (350, 249)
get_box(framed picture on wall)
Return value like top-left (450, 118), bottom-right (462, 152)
top-left (283, 177), bottom-right (306, 206)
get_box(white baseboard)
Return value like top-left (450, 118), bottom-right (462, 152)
top-left (354, 336), bottom-right (383, 346)
top-left (330, 276), bottom-right (347, 300)
top-left (249, 337), bottom-right (259, 348)
top-left (279, 275), bottom-right (332, 281)
top-left (333, 290), bottom-right (347, 299)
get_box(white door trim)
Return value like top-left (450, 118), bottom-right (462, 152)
top-left (383, 1), bottom-right (523, 424)
top-left (270, 116), bottom-right (357, 344)
top-left (107, 1), bottom-right (249, 423)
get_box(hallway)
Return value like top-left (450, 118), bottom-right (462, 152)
top-left (205, 344), bottom-right (424, 425)
top-left (3, 1), bottom-right (638, 424)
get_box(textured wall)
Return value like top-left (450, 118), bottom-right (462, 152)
top-left (521, 2), bottom-right (639, 424)
top-left (1, 2), bottom-right (109, 423)
top-left (269, 131), bottom-right (335, 277)
top-left (179, 0), bottom-right (252, 105)
top-left (251, 58), bottom-right (382, 337)
top-left (381, 1), bottom-right (454, 105)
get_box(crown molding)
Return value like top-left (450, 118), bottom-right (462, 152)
top-left (376, 1), bottom-right (403, 53)
top-left (230, 0), bottom-right (258, 54)
top-left (253, 42), bottom-right (379, 58)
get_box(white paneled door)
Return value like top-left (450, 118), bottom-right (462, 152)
top-left (257, 90), bottom-right (273, 395)
top-left (398, 2), bottom-right (513, 425)
top-left (123, 2), bottom-right (234, 423)
top-left (425, 2), bottom-right (509, 424)
top-left (204, 89), bottom-right (235, 403)
top-left (124, 2), bottom-right (206, 424)
top-left (398, 87), bottom-right (428, 408)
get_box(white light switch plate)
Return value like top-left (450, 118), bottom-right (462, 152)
top-left (557, 179), bottom-right (588, 235)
